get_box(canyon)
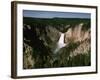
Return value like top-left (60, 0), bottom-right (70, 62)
top-left (23, 17), bottom-right (91, 69)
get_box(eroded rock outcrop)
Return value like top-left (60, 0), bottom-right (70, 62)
top-left (23, 43), bottom-right (34, 69)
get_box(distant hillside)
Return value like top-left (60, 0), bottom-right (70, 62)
top-left (23, 17), bottom-right (90, 33)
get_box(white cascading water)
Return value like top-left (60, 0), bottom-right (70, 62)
top-left (54, 33), bottom-right (66, 54)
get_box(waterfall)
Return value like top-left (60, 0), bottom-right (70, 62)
top-left (54, 33), bottom-right (66, 54)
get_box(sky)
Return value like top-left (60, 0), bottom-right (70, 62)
top-left (23, 10), bottom-right (90, 19)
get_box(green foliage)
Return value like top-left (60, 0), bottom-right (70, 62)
top-left (23, 17), bottom-right (90, 32)
top-left (66, 53), bottom-right (91, 67)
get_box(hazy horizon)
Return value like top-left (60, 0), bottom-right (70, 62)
top-left (23, 10), bottom-right (91, 19)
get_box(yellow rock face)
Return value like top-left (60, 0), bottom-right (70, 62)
top-left (64, 23), bottom-right (90, 43)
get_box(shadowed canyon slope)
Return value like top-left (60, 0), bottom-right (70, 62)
top-left (23, 17), bottom-right (91, 69)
